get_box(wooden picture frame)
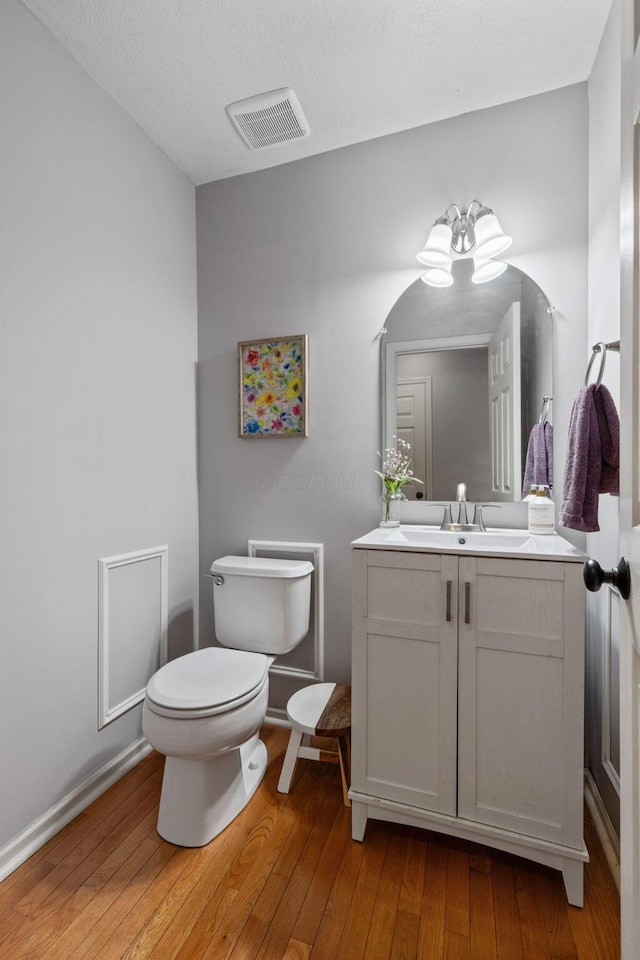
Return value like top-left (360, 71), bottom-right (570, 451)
top-left (238, 335), bottom-right (308, 438)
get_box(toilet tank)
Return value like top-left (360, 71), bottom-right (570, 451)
top-left (211, 556), bottom-right (313, 655)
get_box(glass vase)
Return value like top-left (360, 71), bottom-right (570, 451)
top-left (380, 490), bottom-right (406, 527)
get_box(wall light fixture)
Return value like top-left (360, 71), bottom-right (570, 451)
top-left (416, 200), bottom-right (511, 286)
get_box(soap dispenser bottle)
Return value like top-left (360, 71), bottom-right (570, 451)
top-left (528, 485), bottom-right (555, 535)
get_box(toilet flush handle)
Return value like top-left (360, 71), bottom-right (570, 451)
top-left (212, 574), bottom-right (224, 586)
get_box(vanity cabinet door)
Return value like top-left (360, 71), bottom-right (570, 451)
top-left (351, 549), bottom-right (458, 814)
top-left (457, 557), bottom-right (585, 848)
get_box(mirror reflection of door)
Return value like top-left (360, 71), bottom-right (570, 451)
top-left (488, 302), bottom-right (522, 500)
top-left (396, 377), bottom-right (432, 499)
top-left (395, 344), bottom-right (491, 501)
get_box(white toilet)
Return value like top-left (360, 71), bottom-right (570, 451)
top-left (142, 555), bottom-right (313, 847)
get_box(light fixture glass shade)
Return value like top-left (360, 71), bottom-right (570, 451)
top-left (416, 222), bottom-right (453, 266)
top-left (472, 213), bottom-right (512, 259)
top-left (471, 258), bottom-right (508, 284)
top-left (420, 264), bottom-right (453, 288)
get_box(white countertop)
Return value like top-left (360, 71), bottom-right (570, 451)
top-left (352, 525), bottom-right (586, 563)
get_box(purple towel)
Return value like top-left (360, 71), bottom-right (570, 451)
top-left (559, 383), bottom-right (619, 532)
top-left (522, 421), bottom-right (553, 498)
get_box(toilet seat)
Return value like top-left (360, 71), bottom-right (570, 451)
top-left (146, 647), bottom-right (269, 719)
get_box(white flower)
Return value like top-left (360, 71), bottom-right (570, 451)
top-left (374, 436), bottom-right (423, 492)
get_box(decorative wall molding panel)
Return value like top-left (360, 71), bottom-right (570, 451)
top-left (248, 539), bottom-right (324, 684)
top-left (98, 545), bottom-right (168, 729)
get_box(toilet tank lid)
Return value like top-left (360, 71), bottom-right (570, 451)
top-left (211, 556), bottom-right (313, 578)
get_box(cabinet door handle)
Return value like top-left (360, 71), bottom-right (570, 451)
top-left (446, 580), bottom-right (452, 622)
top-left (464, 582), bottom-right (471, 624)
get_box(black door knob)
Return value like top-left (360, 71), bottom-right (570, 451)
top-left (583, 557), bottom-right (631, 600)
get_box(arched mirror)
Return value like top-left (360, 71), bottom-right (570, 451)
top-left (381, 259), bottom-right (553, 504)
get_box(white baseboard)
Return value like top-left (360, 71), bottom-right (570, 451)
top-left (584, 769), bottom-right (620, 890)
top-left (0, 737), bottom-right (152, 883)
top-left (264, 707), bottom-right (291, 728)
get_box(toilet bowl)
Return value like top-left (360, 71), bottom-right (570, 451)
top-left (143, 555), bottom-right (313, 847)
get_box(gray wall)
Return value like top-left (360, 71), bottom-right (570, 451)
top-left (197, 84), bottom-right (589, 704)
top-left (0, 0), bottom-right (199, 851)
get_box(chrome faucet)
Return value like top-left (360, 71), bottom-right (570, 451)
top-left (437, 504), bottom-right (453, 529)
top-left (438, 487), bottom-right (501, 532)
top-left (473, 504), bottom-right (501, 531)
top-left (456, 482), bottom-right (469, 525)
top-left (473, 504), bottom-right (488, 531)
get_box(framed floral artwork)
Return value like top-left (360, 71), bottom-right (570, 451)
top-left (238, 335), bottom-right (308, 438)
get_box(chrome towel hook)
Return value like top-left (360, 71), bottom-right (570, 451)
top-left (538, 395), bottom-right (553, 424)
top-left (584, 340), bottom-right (620, 390)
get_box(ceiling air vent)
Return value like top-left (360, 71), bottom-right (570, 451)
top-left (225, 88), bottom-right (310, 151)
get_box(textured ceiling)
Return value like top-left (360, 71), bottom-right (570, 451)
top-left (20, 0), bottom-right (611, 185)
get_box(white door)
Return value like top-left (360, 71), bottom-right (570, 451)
top-left (488, 303), bottom-right (521, 501)
top-left (619, 1), bottom-right (640, 954)
top-left (396, 377), bottom-right (433, 499)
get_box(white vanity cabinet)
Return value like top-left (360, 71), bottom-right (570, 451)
top-left (350, 542), bottom-right (588, 906)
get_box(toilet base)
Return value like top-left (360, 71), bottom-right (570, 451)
top-left (156, 735), bottom-right (268, 846)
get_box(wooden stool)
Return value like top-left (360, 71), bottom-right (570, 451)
top-left (277, 682), bottom-right (351, 806)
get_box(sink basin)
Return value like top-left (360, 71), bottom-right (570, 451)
top-left (378, 527), bottom-right (534, 550)
top-left (397, 528), bottom-right (532, 550)
top-left (352, 525), bottom-right (585, 561)
top-left (462, 532), bottom-right (533, 549)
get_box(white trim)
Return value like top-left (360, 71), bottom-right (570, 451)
top-left (264, 708), bottom-right (291, 728)
top-left (268, 665), bottom-right (321, 681)
top-left (349, 789), bottom-right (589, 862)
top-left (0, 738), bottom-right (152, 882)
top-left (601, 585), bottom-right (622, 795)
top-left (387, 333), bottom-right (493, 358)
top-left (98, 546), bottom-right (168, 729)
top-left (585, 769), bottom-right (621, 890)
top-left (248, 540), bottom-right (324, 681)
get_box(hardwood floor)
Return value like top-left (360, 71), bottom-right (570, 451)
top-left (0, 726), bottom-right (620, 959)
